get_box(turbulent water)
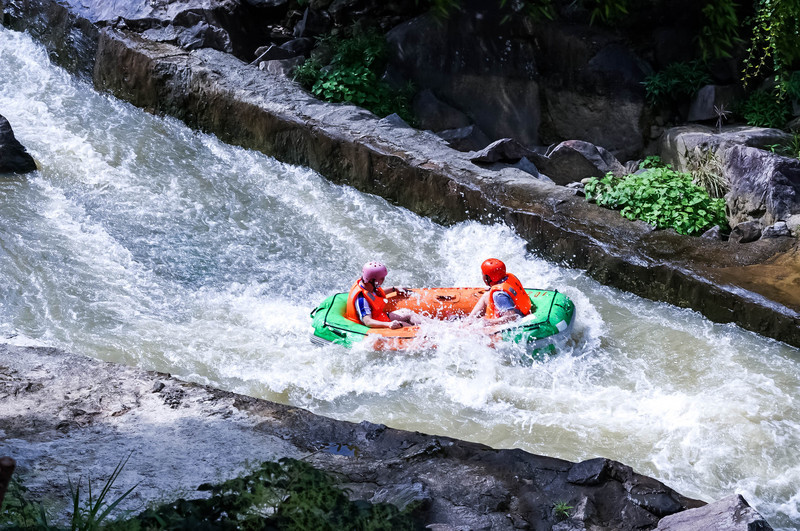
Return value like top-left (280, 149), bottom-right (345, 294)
top-left (1, 26), bottom-right (799, 528)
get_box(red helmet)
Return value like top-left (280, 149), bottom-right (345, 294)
top-left (361, 261), bottom-right (388, 284)
top-left (481, 258), bottom-right (506, 285)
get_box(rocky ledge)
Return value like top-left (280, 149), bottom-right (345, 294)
top-left (3, 0), bottom-right (799, 347)
top-left (0, 344), bottom-right (775, 529)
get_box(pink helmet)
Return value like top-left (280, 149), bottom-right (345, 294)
top-left (361, 261), bottom-right (388, 283)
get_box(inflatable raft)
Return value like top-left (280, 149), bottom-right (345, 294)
top-left (310, 287), bottom-right (575, 354)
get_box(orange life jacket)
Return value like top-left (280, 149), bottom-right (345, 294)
top-left (345, 279), bottom-right (390, 324)
top-left (486, 273), bottom-right (532, 319)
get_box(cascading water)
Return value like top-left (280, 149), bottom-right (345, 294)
top-left (1, 26), bottom-right (799, 528)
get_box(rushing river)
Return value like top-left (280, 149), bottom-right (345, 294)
top-left (1, 26), bottom-right (799, 528)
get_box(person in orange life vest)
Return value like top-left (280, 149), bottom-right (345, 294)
top-left (468, 258), bottom-right (532, 325)
top-left (346, 261), bottom-right (424, 329)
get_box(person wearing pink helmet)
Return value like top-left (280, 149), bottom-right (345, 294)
top-left (345, 261), bottom-right (422, 329)
top-left (468, 258), bottom-right (533, 325)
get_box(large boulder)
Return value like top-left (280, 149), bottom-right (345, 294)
top-left (655, 494), bottom-right (773, 530)
top-left (386, 11), bottom-right (541, 147)
top-left (658, 125), bottom-right (792, 172)
top-left (0, 115), bottom-right (37, 174)
top-left (31, 0), bottom-right (288, 59)
top-left (531, 139), bottom-right (626, 185)
top-left (722, 145), bottom-right (800, 227)
top-left (412, 89), bottom-right (471, 132)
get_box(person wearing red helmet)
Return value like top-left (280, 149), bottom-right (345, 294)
top-left (345, 261), bottom-right (422, 329)
top-left (468, 258), bottom-right (532, 325)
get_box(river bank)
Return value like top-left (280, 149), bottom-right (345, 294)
top-left (4, 343), bottom-right (774, 529)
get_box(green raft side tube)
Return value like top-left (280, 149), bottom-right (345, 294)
top-left (309, 289), bottom-right (576, 352)
top-left (495, 289), bottom-right (576, 358)
top-left (310, 293), bottom-right (368, 348)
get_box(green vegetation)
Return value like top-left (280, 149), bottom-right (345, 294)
top-left (553, 500), bottom-right (573, 519)
top-left (1, 458), bottom-right (421, 530)
top-left (739, 89), bottom-right (792, 128)
top-left (697, 0), bottom-right (741, 60)
top-left (766, 132), bottom-right (800, 159)
top-left (584, 162), bottom-right (728, 235)
top-left (293, 29), bottom-right (415, 123)
top-left (742, 0), bottom-right (800, 93)
top-left (642, 61), bottom-right (712, 108)
top-left (1, 478), bottom-right (50, 529)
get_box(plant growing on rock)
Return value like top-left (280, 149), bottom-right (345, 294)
top-left (584, 165), bottom-right (728, 235)
top-left (293, 28), bottom-right (415, 123)
top-left (686, 148), bottom-right (728, 198)
top-left (739, 89), bottom-right (791, 128)
top-left (643, 61), bottom-right (712, 108)
top-left (553, 500), bottom-right (573, 519)
top-left (123, 458), bottom-right (420, 530)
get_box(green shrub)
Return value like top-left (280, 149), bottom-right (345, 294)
top-left (739, 90), bottom-right (791, 128)
top-left (584, 166), bottom-right (728, 235)
top-left (121, 458), bottom-right (420, 530)
top-left (697, 0), bottom-right (740, 60)
top-left (0, 478), bottom-right (50, 529)
top-left (643, 61), bottom-right (712, 108)
top-left (293, 29), bottom-right (414, 123)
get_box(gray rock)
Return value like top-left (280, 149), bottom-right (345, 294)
top-left (251, 44), bottom-right (296, 65)
top-left (436, 124), bottom-right (491, 152)
top-left (370, 481), bottom-right (431, 512)
top-left (293, 8), bottom-right (330, 38)
top-left (687, 85), bottom-right (740, 123)
top-left (658, 125), bottom-right (792, 172)
top-left (259, 56), bottom-right (305, 77)
top-left (701, 225), bottom-right (726, 240)
top-left (655, 494), bottom-right (773, 530)
top-left (0, 114), bottom-right (37, 174)
top-left (533, 139), bottom-right (626, 185)
top-left (730, 221), bottom-right (763, 244)
top-left (568, 458), bottom-right (609, 486)
top-left (470, 138), bottom-right (537, 164)
top-left (279, 37), bottom-right (314, 57)
top-left (379, 113), bottom-right (412, 129)
top-left (761, 221), bottom-right (792, 239)
top-left (786, 214), bottom-right (800, 236)
top-left (412, 89), bottom-right (470, 133)
top-left (386, 13), bottom-right (541, 147)
top-left (722, 145), bottom-right (800, 227)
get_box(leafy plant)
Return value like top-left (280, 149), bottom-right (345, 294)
top-left (643, 61), bottom-right (712, 108)
top-left (782, 71), bottom-right (800, 100)
top-left (766, 132), bottom-right (800, 159)
top-left (581, 0), bottom-right (629, 25)
top-left (123, 458), bottom-right (420, 530)
top-left (584, 166), bottom-right (728, 235)
top-left (553, 500), bottom-right (573, 519)
top-left (742, 0), bottom-right (800, 91)
top-left (294, 28), bottom-right (415, 123)
top-left (697, 0), bottom-right (740, 60)
top-left (739, 89), bottom-right (791, 128)
top-left (640, 155), bottom-right (666, 169)
top-left (0, 478), bottom-right (51, 529)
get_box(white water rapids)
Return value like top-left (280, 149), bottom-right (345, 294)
top-left (1, 27), bottom-right (799, 528)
